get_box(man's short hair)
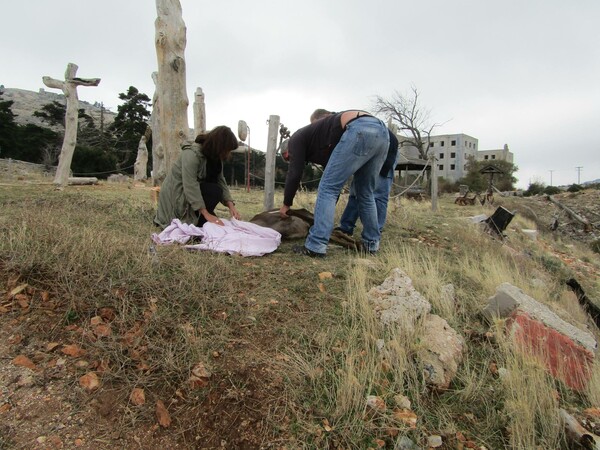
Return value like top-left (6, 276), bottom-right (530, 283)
top-left (310, 108), bottom-right (334, 123)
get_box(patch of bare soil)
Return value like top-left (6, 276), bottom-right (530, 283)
top-left (0, 274), bottom-right (292, 450)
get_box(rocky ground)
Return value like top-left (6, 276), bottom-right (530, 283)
top-left (501, 189), bottom-right (600, 248)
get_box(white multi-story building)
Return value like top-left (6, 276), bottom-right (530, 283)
top-left (429, 133), bottom-right (478, 183)
top-left (397, 133), bottom-right (513, 183)
top-left (476, 144), bottom-right (514, 164)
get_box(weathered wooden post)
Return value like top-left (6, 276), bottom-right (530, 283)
top-left (264, 115), bottom-right (280, 210)
top-left (150, 72), bottom-right (165, 186)
top-left (193, 87), bottom-right (206, 137)
top-left (134, 135), bottom-right (149, 181)
top-left (430, 154), bottom-right (438, 212)
top-left (155, 0), bottom-right (190, 182)
top-left (42, 63), bottom-right (100, 187)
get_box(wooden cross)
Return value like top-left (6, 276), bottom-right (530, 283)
top-left (42, 63), bottom-right (100, 187)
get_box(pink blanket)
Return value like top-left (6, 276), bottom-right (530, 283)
top-left (151, 218), bottom-right (281, 257)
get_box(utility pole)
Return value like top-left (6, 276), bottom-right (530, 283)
top-left (576, 166), bottom-right (583, 185)
top-left (549, 170), bottom-right (554, 186)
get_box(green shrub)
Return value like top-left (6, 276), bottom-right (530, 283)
top-left (543, 186), bottom-right (561, 195)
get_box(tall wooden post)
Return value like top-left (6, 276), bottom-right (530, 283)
top-left (150, 71), bottom-right (165, 186)
top-left (193, 87), bottom-right (206, 137)
top-left (42, 63), bottom-right (100, 187)
top-left (155, 0), bottom-right (190, 181)
top-left (263, 115), bottom-right (280, 210)
top-left (430, 154), bottom-right (438, 212)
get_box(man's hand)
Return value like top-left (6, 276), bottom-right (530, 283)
top-left (279, 204), bottom-right (290, 219)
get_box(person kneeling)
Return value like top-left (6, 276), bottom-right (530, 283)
top-left (154, 126), bottom-right (241, 229)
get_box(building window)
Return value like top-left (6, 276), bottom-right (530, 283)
top-left (450, 164), bottom-right (455, 170)
top-left (451, 140), bottom-right (456, 146)
top-left (440, 141), bottom-right (445, 147)
top-left (439, 152), bottom-right (444, 159)
top-left (439, 164), bottom-right (444, 170)
top-left (430, 142), bottom-right (434, 147)
top-left (450, 152), bottom-right (456, 158)
top-left (491, 155), bottom-right (496, 159)
top-left (484, 155), bottom-right (489, 160)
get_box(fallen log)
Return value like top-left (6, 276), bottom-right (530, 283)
top-left (546, 195), bottom-right (592, 232)
top-left (559, 408), bottom-right (600, 450)
top-left (68, 177), bottom-right (98, 185)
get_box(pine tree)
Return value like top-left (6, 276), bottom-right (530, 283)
top-left (0, 89), bottom-right (18, 158)
top-left (108, 86), bottom-right (151, 171)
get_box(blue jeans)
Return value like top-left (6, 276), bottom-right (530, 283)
top-left (339, 153), bottom-right (398, 235)
top-left (304, 116), bottom-right (389, 254)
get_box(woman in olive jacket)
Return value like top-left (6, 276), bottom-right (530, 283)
top-left (154, 126), bottom-right (241, 229)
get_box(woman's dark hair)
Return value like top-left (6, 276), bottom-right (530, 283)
top-left (195, 126), bottom-right (238, 160)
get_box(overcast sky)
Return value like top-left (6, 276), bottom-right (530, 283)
top-left (2, 0), bottom-right (599, 188)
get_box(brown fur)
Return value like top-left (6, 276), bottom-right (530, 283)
top-left (249, 209), bottom-right (310, 239)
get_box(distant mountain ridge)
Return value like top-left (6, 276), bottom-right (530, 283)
top-left (1, 87), bottom-right (116, 130)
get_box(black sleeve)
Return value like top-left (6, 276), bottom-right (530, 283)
top-left (283, 129), bottom-right (308, 206)
top-left (379, 131), bottom-right (399, 177)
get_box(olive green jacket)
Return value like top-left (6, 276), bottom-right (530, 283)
top-left (153, 143), bottom-right (234, 228)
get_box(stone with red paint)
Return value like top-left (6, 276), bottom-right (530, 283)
top-left (508, 310), bottom-right (594, 390)
top-left (483, 282), bottom-right (597, 391)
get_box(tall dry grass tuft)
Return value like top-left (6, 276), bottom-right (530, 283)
top-left (495, 323), bottom-right (563, 449)
top-left (586, 361), bottom-right (600, 407)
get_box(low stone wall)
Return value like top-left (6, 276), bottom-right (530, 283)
top-left (0, 158), bottom-right (57, 179)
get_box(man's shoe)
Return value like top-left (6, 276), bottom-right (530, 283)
top-left (333, 226), bottom-right (352, 237)
top-left (292, 244), bottom-right (325, 258)
top-left (358, 242), bottom-right (377, 256)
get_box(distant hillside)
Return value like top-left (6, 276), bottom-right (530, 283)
top-left (1, 87), bottom-right (116, 130)
top-left (583, 179), bottom-right (600, 186)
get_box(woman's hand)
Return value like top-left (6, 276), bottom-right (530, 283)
top-left (206, 214), bottom-right (225, 226)
top-left (201, 209), bottom-right (225, 226)
top-left (226, 201), bottom-right (241, 220)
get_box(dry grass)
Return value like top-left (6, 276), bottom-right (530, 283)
top-left (1, 182), bottom-right (600, 449)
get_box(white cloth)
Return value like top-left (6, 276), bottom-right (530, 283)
top-left (151, 218), bottom-right (281, 257)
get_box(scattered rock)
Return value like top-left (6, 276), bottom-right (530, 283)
top-left (366, 395), bottom-right (386, 412)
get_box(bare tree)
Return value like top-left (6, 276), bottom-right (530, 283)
top-left (373, 86), bottom-right (441, 160)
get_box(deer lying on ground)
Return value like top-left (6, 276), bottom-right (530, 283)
top-left (249, 209), bottom-right (310, 239)
top-left (250, 208), bottom-right (360, 250)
